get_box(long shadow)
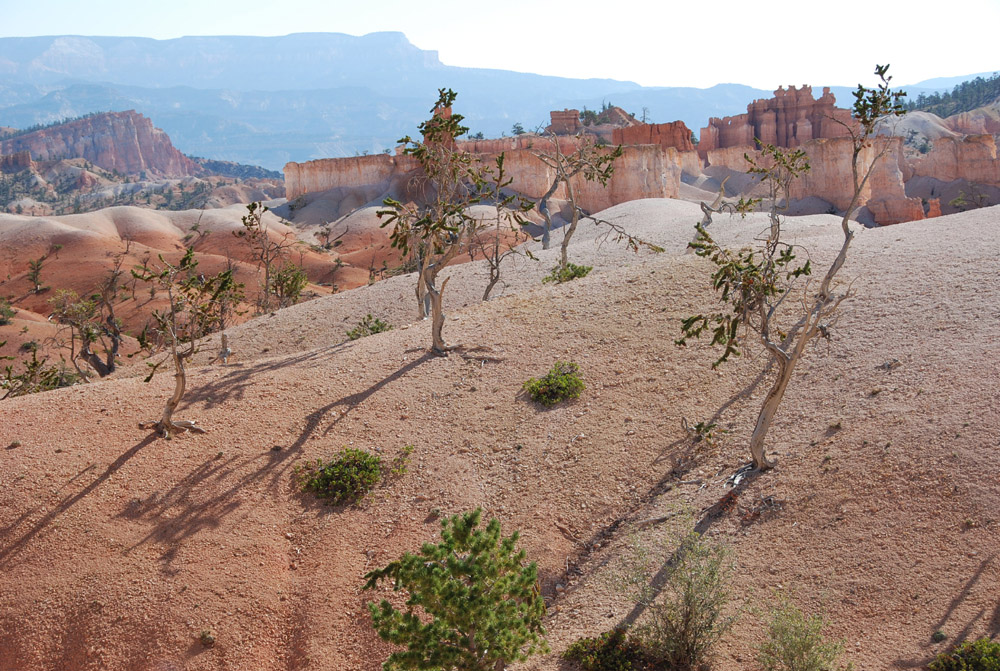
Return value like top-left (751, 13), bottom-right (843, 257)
top-left (0, 434), bottom-right (156, 568)
top-left (183, 342), bottom-right (354, 411)
top-left (614, 468), bottom-right (763, 630)
top-left (120, 352), bottom-right (435, 573)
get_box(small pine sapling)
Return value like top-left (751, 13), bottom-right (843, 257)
top-left (363, 509), bottom-right (548, 671)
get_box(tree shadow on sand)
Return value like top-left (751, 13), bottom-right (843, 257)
top-left (0, 434), bottom-right (157, 568)
top-left (118, 351), bottom-right (436, 573)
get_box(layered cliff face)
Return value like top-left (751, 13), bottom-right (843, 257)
top-left (911, 134), bottom-right (1000, 184)
top-left (0, 111), bottom-right (199, 177)
top-left (700, 85), bottom-right (853, 155)
top-left (285, 139), bottom-right (684, 213)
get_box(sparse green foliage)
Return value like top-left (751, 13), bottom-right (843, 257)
top-left (131, 248), bottom-right (239, 437)
top-left (542, 262), bottom-right (592, 284)
top-left (1, 343), bottom-right (80, 399)
top-left (270, 261), bottom-right (309, 308)
top-left (378, 88), bottom-right (482, 353)
top-left (363, 509), bottom-right (548, 671)
top-left (678, 65), bottom-right (905, 470)
top-left (0, 298), bottom-right (14, 325)
top-left (347, 313), bottom-right (393, 340)
top-left (522, 361), bottom-right (585, 406)
top-left (235, 201), bottom-right (301, 313)
top-left (390, 444), bottom-right (415, 476)
top-left (26, 256), bottom-right (47, 293)
top-left (758, 601), bottom-right (847, 671)
top-left (929, 637), bottom-right (1000, 671)
top-left (512, 122), bottom-right (525, 136)
top-left (623, 532), bottom-right (737, 671)
top-left (949, 185), bottom-right (988, 212)
top-left (564, 629), bottom-right (648, 671)
top-left (297, 447), bottom-right (382, 504)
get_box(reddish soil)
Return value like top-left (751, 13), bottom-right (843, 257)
top-left (1, 199), bottom-right (997, 670)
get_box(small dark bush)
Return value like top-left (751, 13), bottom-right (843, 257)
top-left (542, 263), bottom-right (592, 284)
top-left (523, 361), bottom-right (585, 406)
top-left (929, 637), bottom-right (1000, 671)
top-left (347, 313), bottom-right (393, 340)
top-left (564, 628), bottom-right (649, 671)
top-left (297, 448), bottom-right (382, 504)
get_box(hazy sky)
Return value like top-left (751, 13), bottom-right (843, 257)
top-left (3, 0), bottom-right (998, 89)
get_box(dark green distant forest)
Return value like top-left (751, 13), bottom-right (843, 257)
top-left (905, 73), bottom-right (1000, 117)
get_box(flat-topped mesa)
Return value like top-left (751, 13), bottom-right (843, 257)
top-left (699, 85), bottom-right (853, 155)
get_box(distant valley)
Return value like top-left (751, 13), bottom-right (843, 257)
top-left (0, 32), bottom-right (977, 171)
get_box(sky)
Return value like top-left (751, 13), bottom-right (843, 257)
top-left (2, 0), bottom-right (999, 89)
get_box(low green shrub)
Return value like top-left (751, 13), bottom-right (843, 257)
top-left (297, 448), bottom-right (382, 504)
top-left (542, 262), bottom-right (592, 284)
top-left (930, 637), bottom-right (1000, 671)
top-left (347, 313), bottom-right (393, 340)
top-left (564, 628), bottom-right (648, 671)
top-left (522, 361), bottom-right (584, 406)
top-left (0, 298), bottom-right (14, 325)
top-left (758, 601), bottom-right (846, 671)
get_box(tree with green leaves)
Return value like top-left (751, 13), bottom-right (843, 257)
top-left (234, 201), bottom-right (302, 314)
top-left (678, 64), bottom-right (906, 470)
top-left (378, 89), bottom-right (493, 354)
top-left (467, 154), bottom-right (536, 301)
top-left (26, 255), bottom-right (47, 294)
top-left (132, 248), bottom-right (241, 437)
top-left (363, 509), bottom-right (548, 671)
top-left (532, 133), bottom-right (623, 265)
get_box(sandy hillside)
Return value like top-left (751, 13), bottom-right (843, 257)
top-left (1, 199), bottom-right (998, 671)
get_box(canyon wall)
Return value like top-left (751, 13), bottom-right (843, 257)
top-left (0, 111), bottom-right (198, 177)
top-left (0, 150), bottom-right (32, 173)
top-left (910, 134), bottom-right (1000, 184)
top-left (285, 143), bottom-right (683, 212)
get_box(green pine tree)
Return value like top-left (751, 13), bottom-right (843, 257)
top-left (363, 509), bottom-right (548, 671)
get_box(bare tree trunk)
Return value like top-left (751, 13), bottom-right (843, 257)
top-left (538, 180), bottom-right (559, 251)
top-left (426, 271), bottom-right (451, 355)
top-left (559, 179), bottom-right (580, 269)
top-left (159, 348), bottom-right (186, 432)
top-left (747, 352), bottom-right (791, 469)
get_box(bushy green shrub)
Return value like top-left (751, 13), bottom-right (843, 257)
top-left (542, 262), bottom-right (592, 284)
top-left (930, 638), bottom-right (1000, 671)
top-left (522, 361), bottom-right (585, 406)
top-left (0, 298), bottom-right (14, 325)
top-left (346, 313), bottom-right (393, 340)
top-left (297, 448), bottom-right (381, 504)
top-left (758, 601), bottom-right (846, 671)
top-left (564, 628), bottom-right (648, 671)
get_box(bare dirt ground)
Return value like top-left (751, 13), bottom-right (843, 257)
top-left (1, 199), bottom-right (997, 670)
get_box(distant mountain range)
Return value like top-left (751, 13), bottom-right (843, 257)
top-left (0, 33), bottom-right (987, 172)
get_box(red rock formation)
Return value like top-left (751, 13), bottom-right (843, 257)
top-left (285, 142), bottom-right (682, 212)
top-left (706, 136), bottom-right (925, 225)
top-left (613, 121), bottom-right (695, 152)
top-left (945, 105), bottom-right (1000, 135)
top-left (547, 109), bottom-right (582, 135)
top-left (911, 134), bottom-right (1000, 185)
top-left (0, 150), bottom-right (33, 173)
top-left (700, 86), bottom-right (853, 156)
top-left (0, 111), bottom-right (199, 177)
